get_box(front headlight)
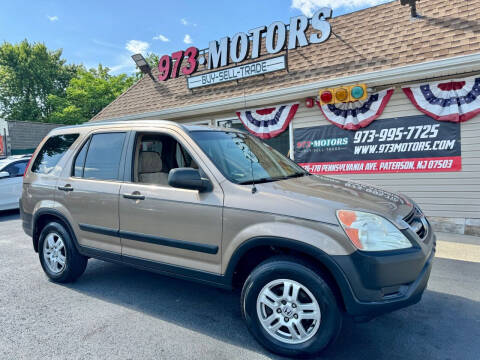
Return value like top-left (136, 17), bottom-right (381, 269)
top-left (336, 210), bottom-right (412, 251)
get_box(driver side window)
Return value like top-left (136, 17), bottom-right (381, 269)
top-left (133, 133), bottom-right (199, 186)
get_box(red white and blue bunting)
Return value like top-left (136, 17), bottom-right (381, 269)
top-left (402, 76), bottom-right (480, 123)
top-left (236, 103), bottom-right (299, 139)
top-left (318, 88), bottom-right (395, 131)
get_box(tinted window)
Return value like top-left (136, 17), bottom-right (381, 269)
top-left (4, 161), bottom-right (28, 177)
top-left (31, 134), bottom-right (79, 174)
top-left (83, 133), bottom-right (126, 180)
top-left (175, 143), bottom-right (196, 168)
top-left (73, 139), bottom-right (90, 177)
top-left (191, 131), bottom-right (306, 184)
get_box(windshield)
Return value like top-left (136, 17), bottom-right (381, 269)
top-left (191, 130), bottom-right (308, 184)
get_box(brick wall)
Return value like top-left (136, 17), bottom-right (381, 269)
top-left (7, 121), bottom-right (62, 154)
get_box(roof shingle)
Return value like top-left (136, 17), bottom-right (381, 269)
top-left (92, 0), bottom-right (480, 121)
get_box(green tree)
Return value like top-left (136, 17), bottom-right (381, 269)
top-left (0, 40), bottom-right (79, 121)
top-left (48, 64), bottom-right (135, 124)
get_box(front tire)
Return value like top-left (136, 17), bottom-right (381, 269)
top-left (241, 257), bottom-right (342, 358)
top-left (38, 222), bottom-right (88, 283)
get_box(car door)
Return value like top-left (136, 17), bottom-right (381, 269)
top-left (55, 131), bottom-right (128, 255)
top-left (118, 129), bottom-right (223, 274)
top-left (0, 160), bottom-right (28, 210)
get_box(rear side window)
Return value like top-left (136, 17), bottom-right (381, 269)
top-left (74, 132), bottom-right (126, 181)
top-left (31, 134), bottom-right (79, 174)
top-left (4, 161), bottom-right (28, 177)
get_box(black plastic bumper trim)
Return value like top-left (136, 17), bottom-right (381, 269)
top-left (342, 248), bottom-right (435, 318)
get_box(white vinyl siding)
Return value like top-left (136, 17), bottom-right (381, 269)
top-left (292, 90), bottom-right (480, 220)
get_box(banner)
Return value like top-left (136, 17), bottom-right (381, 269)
top-left (319, 88), bottom-right (394, 130)
top-left (402, 75), bottom-right (480, 123)
top-left (294, 115), bottom-right (461, 175)
top-left (236, 103), bottom-right (299, 139)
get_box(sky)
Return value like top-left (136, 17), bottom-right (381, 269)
top-left (0, 0), bottom-right (391, 75)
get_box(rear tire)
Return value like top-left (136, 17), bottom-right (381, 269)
top-left (241, 256), bottom-right (342, 358)
top-left (38, 221), bottom-right (87, 283)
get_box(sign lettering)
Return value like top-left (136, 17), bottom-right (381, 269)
top-left (158, 8), bottom-right (332, 84)
top-left (187, 56), bottom-right (286, 89)
top-left (294, 116), bottom-right (462, 174)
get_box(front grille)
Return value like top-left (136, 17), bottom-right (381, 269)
top-left (404, 207), bottom-right (428, 241)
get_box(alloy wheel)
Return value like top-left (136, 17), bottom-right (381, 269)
top-left (256, 279), bottom-right (321, 344)
top-left (43, 232), bottom-right (67, 274)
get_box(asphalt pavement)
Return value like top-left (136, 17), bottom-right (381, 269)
top-left (0, 209), bottom-right (479, 360)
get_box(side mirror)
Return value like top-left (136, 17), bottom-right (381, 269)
top-left (0, 171), bottom-right (9, 179)
top-left (168, 168), bottom-right (212, 192)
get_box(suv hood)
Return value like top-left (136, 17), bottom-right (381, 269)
top-left (251, 175), bottom-right (413, 228)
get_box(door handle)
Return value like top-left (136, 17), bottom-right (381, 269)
top-left (123, 192), bottom-right (145, 200)
top-left (58, 184), bottom-right (74, 192)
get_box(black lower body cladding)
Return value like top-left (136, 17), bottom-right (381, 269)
top-left (332, 228), bottom-right (436, 318)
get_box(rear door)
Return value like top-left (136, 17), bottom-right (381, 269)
top-left (118, 129), bottom-right (223, 274)
top-left (55, 131), bottom-right (128, 255)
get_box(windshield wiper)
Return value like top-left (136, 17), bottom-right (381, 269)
top-left (238, 173), bottom-right (309, 185)
top-left (238, 177), bottom-right (279, 185)
top-left (282, 172), bottom-right (310, 179)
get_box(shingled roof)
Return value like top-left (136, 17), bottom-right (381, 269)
top-left (92, 0), bottom-right (480, 121)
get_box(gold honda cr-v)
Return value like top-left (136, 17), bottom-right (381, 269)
top-left (21, 120), bottom-right (435, 358)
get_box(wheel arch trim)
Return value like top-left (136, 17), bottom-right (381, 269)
top-left (32, 208), bottom-right (81, 253)
top-left (224, 236), bottom-right (356, 307)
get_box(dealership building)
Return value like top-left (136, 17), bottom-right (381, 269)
top-left (91, 0), bottom-right (480, 235)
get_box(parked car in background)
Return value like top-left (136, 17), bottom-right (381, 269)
top-left (0, 155), bottom-right (31, 210)
top-left (21, 121), bottom-right (435, 358)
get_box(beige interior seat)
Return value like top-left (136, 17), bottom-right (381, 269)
top-left (138, 151), bottom-right (169, 185)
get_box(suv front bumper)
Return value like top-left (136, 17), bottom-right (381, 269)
top-left (332, 226), bottom-right (436, 319)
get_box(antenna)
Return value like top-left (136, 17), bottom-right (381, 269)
top-left (401, 0), bottom-right (420, 18)
top-left (250, 157), bottom-right (257, 194)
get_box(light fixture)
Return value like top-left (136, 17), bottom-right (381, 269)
top-left (401, 0), bottom-right (420, 18)
top-left (305, 98), bottom-right (315, 108)
top-left (334, 87), bottom-right (349, 103)
top-left (319, 90), bottom-right (334, 105)
top-left (349, 84), bottom-right (368, 101)
top-left (131, 53), bottom-right (155, 80)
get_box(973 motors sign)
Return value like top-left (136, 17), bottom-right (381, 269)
top-left (294, 115), bottom-right (461, 174)
top-left (155, 8), bottom-right (332, 88)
